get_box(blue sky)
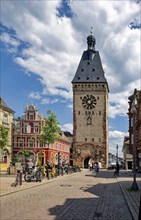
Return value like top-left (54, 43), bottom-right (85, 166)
top-left (1, 0), bottom-right (141, 157)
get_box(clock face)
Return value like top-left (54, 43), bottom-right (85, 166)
top-left (82, 95), bottom-right (97, 109)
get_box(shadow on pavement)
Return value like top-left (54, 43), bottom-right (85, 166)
top-left (85, 170), bottom-right (141, 179)
top-left (49, 177), bottom-right (140, 220)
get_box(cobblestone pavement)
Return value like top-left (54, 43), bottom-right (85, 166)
top-left (0, 170), bottom-right (140, 220)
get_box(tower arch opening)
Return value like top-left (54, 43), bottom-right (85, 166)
top-left (84, 156), bottom-right (91, 168)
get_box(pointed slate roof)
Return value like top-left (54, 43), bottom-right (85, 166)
top-left (0, 97), bottom-right (15, 113)
top-left (72, 33), bottom-right (109, 91)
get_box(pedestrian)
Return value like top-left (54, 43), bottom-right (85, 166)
top-left (45, 161), bottom-right (51, 180)
top-left (115, 162), bottom-right (120, 175)
top-left (95, 162), bottom-right (99, 173)
top-left (27, 159), bottom-right (33, 170)
top-left (90, 163), bottom-right (93, 171)
top-left (98, 161), bottom-right (102, 170)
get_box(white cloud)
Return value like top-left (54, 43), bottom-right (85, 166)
top-left (1, 0), bottom-right (140, 117)
top-left (67, 104), bottom-right (73, 109)
top-left (62, 123), bottom-right (73, 133)
top-left (1, 32), bottom-right (20, 47)
top-left (29, 92), bottom-right (41, 100)
top-left (108, 79), bottom-right (140, 118)
top-left (109, 130), bottom-right (128, 157)
top-left (1, 32), bottom-right (20, 53)
top-left (1, 0), bottom-right (140, 158)
top-left (40, 98), bottom-right (59, 105)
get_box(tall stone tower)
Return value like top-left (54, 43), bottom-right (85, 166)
top-left (72, 32), bottom-right (109, 168)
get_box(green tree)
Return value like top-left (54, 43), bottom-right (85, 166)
top-left (0, 124), bottom-right (9, 153)
top-left (23, 150), bottom-right (33, 158)
top-left (40, 110), bottom-right (61, 146)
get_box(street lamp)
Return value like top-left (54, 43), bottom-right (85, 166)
top-left (131, 89), bottom-right (139, 191)
top-left (58, 152), bottom-right (60, 176)
top-left (116, 144), bottom-right (118, 164)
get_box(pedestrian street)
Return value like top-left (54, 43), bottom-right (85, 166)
top-left (0, 169), bottom-right (140, 220)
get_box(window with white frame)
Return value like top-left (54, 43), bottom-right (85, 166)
top-left (29, 113), bottom-right (34, 120)
top-left (28, 139), bottom-right (34, 147)
top-left (3, 113), bottom-right (8, 123)
top-left (18, 139), bottom-right (24, 147)
top-left (34, 124), bottom-right (39, 133)
top-left (40, 142), bottom-right (44, 147)
top-left (24, 124), bottom-right (31, 133)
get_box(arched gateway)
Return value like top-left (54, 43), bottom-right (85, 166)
top-left (84, 156), bottom-right (91, 168)
top-left (73, 143), bottom-right (103, 168)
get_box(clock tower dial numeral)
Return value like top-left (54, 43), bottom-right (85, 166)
top-left (82, 95), bottom-right (97, 109)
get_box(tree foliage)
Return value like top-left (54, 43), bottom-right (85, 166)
top-left (23, 150), bottom-right (33, 158)
top-left (0, 124), bottom-right (9, 150)
top-left (40, 110), bottom-right (61, 146)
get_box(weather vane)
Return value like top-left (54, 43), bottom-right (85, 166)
top-left (90, 27), bottom-right (93, 34)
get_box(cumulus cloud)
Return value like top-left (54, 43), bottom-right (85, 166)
top-left (1, 0), bottom-right (140, 156)
top-left (62, 123), bottom-right (73, 133)
top-left (40, 98), bottom-right (59, 105)
top-left (109, 130), bottom-right (128, 157)
top-left (1, 0), bottom-right (140, 115)
top-left (29, 92), bottom-right (41, 100)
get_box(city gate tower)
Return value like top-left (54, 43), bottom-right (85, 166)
top-left (72, 32), bottom-right (109, 168)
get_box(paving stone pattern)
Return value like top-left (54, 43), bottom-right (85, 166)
top-left (0, 170), bottom-right (140, 220)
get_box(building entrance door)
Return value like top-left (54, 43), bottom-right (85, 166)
top-left (128, 161), bottom-right (132, 169)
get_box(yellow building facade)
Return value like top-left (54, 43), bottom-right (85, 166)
top-left (0, 97), bottom-right (14, 172)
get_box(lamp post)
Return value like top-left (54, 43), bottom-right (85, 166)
top-left (58, 152), bottom-right (60, 176)
top-left (131, 89), bottom-right (139, 191)
top-left (116, 144), bottom-right (118, 164)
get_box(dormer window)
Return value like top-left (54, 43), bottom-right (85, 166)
top-left (29, 113), bottom-right (34, 120)
top-left (29, 105), bottom-right (34, 110)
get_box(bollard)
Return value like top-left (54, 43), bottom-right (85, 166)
top-left (19, 171), bottom-right (22, 185)
top-left (17, 170), bottom-right (22, 185)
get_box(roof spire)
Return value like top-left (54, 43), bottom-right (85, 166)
top-left (87, 27), bottom-right (96, 51)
